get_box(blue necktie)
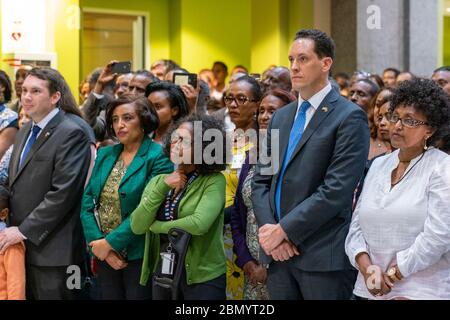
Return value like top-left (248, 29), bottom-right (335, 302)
top-left (275, 101), bottom-right (311, 221)
top-left (19, 125), bottom-right (41, 168)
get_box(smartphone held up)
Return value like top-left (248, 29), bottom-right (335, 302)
top-left (111, 61), bottom-right (132, 75)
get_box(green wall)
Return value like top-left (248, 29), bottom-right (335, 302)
top-left (250, 0), bottom-right (313, 72)
top-left (178, 0), bottom-right (252, 74)
top-left (177, 0), bottom-right (314, 74)
top-left (169, 0), bottom-right (182, 64)
top-left (55, 0), bottom-right (81, 98)
top-left (444, 16), bottom-right (450, 66)
top-left (251, 0), bottom-right (285, 72)
top-left (289, 0), bottom-right (314, 41)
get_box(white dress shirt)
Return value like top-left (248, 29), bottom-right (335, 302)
top-left (295, 82), bottom-right (332, 129)
top-left (19, 108), bottom-right (60, 162)
top-left (345, 148), bottom-right (450, 300)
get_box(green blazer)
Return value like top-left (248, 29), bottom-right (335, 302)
top-left (80, 136), bottom-right (174, 261)
top-left (131, 172), bottom-right (226, 286)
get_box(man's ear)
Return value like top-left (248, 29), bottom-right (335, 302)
top-left (51, 91), bottom-right (62, 107)
top-left (322, 57), bottom-right (333, 73)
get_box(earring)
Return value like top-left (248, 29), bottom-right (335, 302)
top-left (424, 137), bottom-right (429, 151)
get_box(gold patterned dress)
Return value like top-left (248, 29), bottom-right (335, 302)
top-left (242, 167), bottom-right (269, 300)
top-left (97, 159), bottom-right (126, 235)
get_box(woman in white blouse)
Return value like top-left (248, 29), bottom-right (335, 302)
top-left (346, 78), bottom-right (450, 300)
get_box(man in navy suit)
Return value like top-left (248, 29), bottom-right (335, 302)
top-left (252, 29), bottom-right (369, 300)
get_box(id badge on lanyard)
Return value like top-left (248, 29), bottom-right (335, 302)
top-left (160, 245), bottom-right (175, 275)
top-left (231, 153), bottom-right (245, 169)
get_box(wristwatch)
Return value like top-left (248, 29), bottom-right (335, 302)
top-left (387, 266), bottom-right (403, 283)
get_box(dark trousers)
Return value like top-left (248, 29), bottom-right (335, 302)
top-left (96, 259), bottom-right (151, 300)
top-left (267, 260), bottom-right (356, 300)
top-left (153, 271), bottom-right (226, 300)
top-left (26, 264), bottom-right (78, 300)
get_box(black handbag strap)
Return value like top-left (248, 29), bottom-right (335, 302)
top-left (168, 228), bottom-right (192, 299)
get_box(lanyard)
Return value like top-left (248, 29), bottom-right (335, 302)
top-left (163, 171), bottom-right (199, 221)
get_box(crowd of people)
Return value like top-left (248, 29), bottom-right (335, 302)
top-left (0, 28), bottom-right (449, 300)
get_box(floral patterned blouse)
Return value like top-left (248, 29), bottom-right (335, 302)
top-left (0, 104), bottom-right (18, 186)
top-left (97, 158), bottom-right (126, 234)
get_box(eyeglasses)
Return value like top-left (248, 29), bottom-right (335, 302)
top-left (389, 114), bottom-right (429, 128)
top-left (224, 95), bottom-right (258, 106)
top-left (170, 135), bottom-right (192, 148)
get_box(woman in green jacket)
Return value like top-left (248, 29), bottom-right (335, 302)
top-left (80, 95), bottom-right (173, 300)
top-left (131, 113), bottom-right (227, 300)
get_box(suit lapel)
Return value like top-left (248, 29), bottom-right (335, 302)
top-left (288, 89), bottom-right (339, 164)
top-left (277, 102), bottom-right (298, 175)
top-left (11, 111), bottom-right (64, 186)
top-left (119, 137), bottom-right (151, 188)
top-left (10, 123), bottom-right (32, 183)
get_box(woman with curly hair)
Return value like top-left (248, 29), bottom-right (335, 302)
top-left (345, 78), bottom-right (450, 300)
top-left (131, 113), bottom-right (227, 300)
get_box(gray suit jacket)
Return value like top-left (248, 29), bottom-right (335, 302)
top-left (252, 88), bottom-right (369, 271)
top-left (8, 110), bottom-right (93, 266)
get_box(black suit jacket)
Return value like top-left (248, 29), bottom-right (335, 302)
top-left (8, 110), bottom-right (93, 267)
top-left (252, 88), bottom-right (369, 271)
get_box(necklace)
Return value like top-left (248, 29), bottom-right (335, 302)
top-left (163, 171), bottom-right (199, 220)
top-left (375, 138), bottom-right (389, 149)
top-left (391, 150), bottom-right (427, 188)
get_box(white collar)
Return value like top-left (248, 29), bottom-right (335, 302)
top-left (33, 108), bottom-right (60, 130)
top-left (298, 82), bottom-right (332, 111)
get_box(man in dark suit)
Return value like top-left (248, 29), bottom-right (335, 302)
top-left (0, 67), bottom-right (93, 299)
top-left (252, 29), bottom-right (369, 300)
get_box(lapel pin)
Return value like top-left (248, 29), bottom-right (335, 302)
top-left (322, 106), bottom-right (329, 113)
top-left (45, 132), bottom-right (51, 138)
